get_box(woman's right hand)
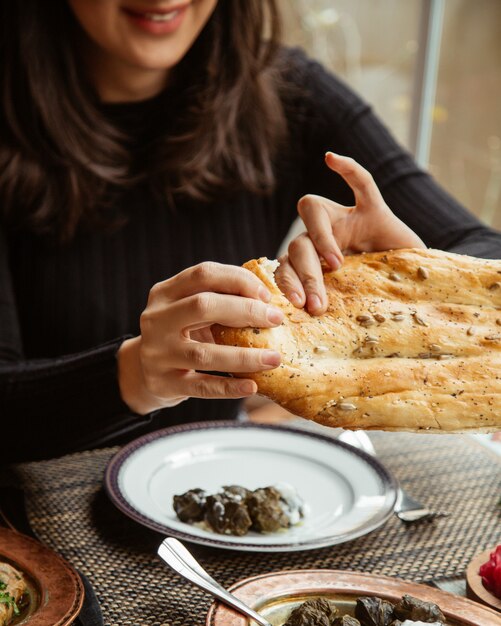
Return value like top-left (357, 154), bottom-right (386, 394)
top-left (117, 262), bottom-right (284, 415)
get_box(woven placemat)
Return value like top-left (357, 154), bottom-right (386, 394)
top-left (6, 432), bottom-right (501, 626)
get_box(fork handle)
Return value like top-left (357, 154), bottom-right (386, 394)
top-left (158, 539), bottom-right (271, 626)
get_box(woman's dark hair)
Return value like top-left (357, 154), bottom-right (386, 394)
top-left (0, 1), bottom-right (286, 240)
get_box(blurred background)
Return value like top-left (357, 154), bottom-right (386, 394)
top-left (278, 0), bottom-right (501, 229)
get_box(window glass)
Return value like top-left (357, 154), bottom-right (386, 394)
top-left (279, 0), bottom-right (501, 226)
top-left (431, 0), bottom-right (501, 227)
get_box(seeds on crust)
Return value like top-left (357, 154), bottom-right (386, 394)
top-left (356, 314), bottom-right (376, 327)
top-left (314, 345), bottom-right (329, 353)
top-left (356, 314), bottom-right (372, 322)
top-left (413, 313), bottom-right (428, 326)
top-left (417, 266), bottom-right (429, 279)
top-left (338, 402), bottom-right (357, 411)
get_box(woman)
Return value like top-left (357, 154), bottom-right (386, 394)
top-left (1, 0), bottom-right (500, 461)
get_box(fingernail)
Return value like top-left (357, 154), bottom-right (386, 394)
top-left (288, 291), bottom-right (303, 307)
top-left (239, 381), bottom-right (256, 395)
top-left (308, 294), bottom-right (322, 312)
top-left (267, 307), bottom-right (284, 324)
top-left (258, 286), bottom-right (271, 302)
top-left (263, 351), bottom-right (281, 367)
top-left (325, 253), bottom-right (341, 270)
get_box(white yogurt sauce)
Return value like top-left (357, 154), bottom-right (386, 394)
top-left (274, 482), bottom-right (309, 525)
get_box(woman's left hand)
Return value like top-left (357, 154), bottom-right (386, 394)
top-left (275, 152), bottom-right (426, 314)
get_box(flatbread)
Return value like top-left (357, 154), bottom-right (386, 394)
top-left (213, 249), bottom-right (501, 432)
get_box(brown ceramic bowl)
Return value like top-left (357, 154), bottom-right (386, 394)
top-left (0, 528), bottom-right (84, 625)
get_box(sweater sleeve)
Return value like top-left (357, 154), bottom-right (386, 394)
top-left (286, 49), bottom-right (501, 258)
top-left (0, 227), bottom-right (151, 463)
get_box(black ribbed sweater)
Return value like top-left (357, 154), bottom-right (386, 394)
top-left (2, 49), bottom-right (501, 461)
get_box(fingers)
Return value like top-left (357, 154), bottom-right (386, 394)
top-left (325, 151), bottom-right (382, 207)
top-left (169, 342), bottom-right (281, 373)
top-left (139, 333), bottom-right (280, 401)
top-left (149, 262), bottom-right (271, 306)
top-left (275, 255), bottom-right (305, 308)
top-left (171, 371), bottom-right (259, 399)
top-left (138, 268), bottom-right (286, 406)
top-left (277, 233), bottom-right (328, 315)
top-left (297, 194), bottom-right (345, 270)
top-left (143, 366), bottom-right (259, 401)
top-left (278, 193), bottom-right (350, 313)
top-left (163, 293), bottom-right (284, 331)
top-left (280, 153), bottom-right (385, 313)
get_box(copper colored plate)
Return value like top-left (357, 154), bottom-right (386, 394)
top-left (206, 569), bottom-right (501, 626)
top-left (466, 548), bottom-right (501, 612)
top-left (0, 528), bottom-right (84, 625)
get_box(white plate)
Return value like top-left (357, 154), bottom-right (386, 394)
top-left (105, 422), bottom-right (397, 552)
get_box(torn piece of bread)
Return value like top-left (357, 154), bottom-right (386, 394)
top-left (213, 249), bottom-right (501, 433)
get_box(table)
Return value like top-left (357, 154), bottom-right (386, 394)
top-left (5, 431), bottom-right (501, 625)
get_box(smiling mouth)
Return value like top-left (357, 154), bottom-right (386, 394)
top-left (137, 11), bottom-right (180, 22)
top-left (124, 6), bottom-right (187, 22)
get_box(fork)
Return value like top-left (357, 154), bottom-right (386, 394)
top-left (336, 431), bottom-right (446, 524)
top-left (394, 488), bottom-right (447, 523)
top-left (286, 427), bottom-right (444, 524)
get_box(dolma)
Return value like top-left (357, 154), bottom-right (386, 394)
top-left (333, 616), bottom-right (361, 625)
top-left (355, 596), bottom-right (395, 626)
top-left (393, 595), bottom-right (445, 622)
top-left (172, 488), bottom-right (207, 523)
top-left (283, 598), bottom-right (338, 626)
top-left (172, 483), bottom-right (305, 535)
top-left (247, 487), bottom-right (290, 532)
top-left (204, 493), bottom-right (252, 536)
top-left (221, 485), bottom-right (251, 501)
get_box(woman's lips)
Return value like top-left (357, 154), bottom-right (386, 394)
top-left (122, 4), bottom-right (190, 35)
